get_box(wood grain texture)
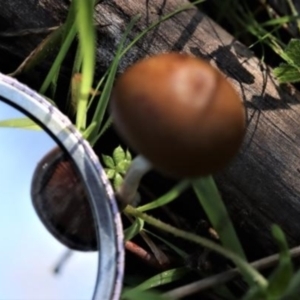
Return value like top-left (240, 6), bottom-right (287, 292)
top-left (1, 0), bottom-right (300, 258)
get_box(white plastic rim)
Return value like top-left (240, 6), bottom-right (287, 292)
top-left (0, 73), bottom-right (124, 300)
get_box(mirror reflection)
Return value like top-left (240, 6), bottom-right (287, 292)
top-left (0, 100), bottom-right (98, 300)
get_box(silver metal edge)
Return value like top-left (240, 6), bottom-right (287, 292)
top-left (0, 73), bottom-right (124, 300)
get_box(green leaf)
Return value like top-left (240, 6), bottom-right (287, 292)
top-left (124, 217), bottom-right (144, 241)
top-left (192, 176), bottom-right (247, 261)
top-left (117, 160), bottom-right (131, 174)
top-left (125, 149), bottom-right (132, 161)
top-left (105, 168), bottom-right (115, 179)
top-left (273, 63), bottom-right (300, 83)
top-left (113, 173), bottom-right (124, 190)
top-left (281, 39), bottom-right (300, 66)
top-left (113, 146), bottom-right (126, 164)
top-left (131, 267), bottom-right (189, 291)
top-left (121, 288), bottom-right (165, 300)
top-left (267, 225), bottom-right (293, 298)
top-left (242, 285), bottom-right (267, 300)
top-left (281, 268), bottom-right (300, 300)
top-left (0, 118), bottom-right (41, 130)
top-left (137, 180), bottom-right (190, 212)
top-left (102, 154), bottom-right (115, 168)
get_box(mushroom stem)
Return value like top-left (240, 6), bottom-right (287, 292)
top-left (117, 155), bottom-right (152, 206)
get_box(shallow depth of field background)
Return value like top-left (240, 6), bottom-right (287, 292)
top-left (0, 101), bottom-right (98, 300)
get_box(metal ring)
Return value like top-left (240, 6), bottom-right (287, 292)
top-left (0, 73), bottom-right (124, 300)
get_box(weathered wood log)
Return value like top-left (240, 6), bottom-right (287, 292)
top-left (1, 0), bottom-right (300, 259)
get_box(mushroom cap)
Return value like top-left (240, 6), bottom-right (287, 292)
top-left (31, 147), bottom-right (97, 251)
top-left (110, 52), bottom-right (246, 178)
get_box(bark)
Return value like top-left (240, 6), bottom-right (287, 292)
top-left (1, 0), bottom-right (300, 259)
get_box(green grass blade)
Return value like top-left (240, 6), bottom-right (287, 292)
top-left (125, 205), bottom-right (267, 289)
top-left (124, 217), bottom-right (144, 241)
top-left (74, 0), bottom-right (96, 131)
top-left (39, 23), bottom-right (77, 94)
top-left (121, 288), bottom-right (165, 300)
top-left (88, 0), bottom-right (205, 144)
top-left (281, 269), bottom-right (300, 300)
top-left (9, 27), bottom-right (64, 77)
top-left (120, 0), bottom-right (205, 57)
top-left (82, 121), bottom-right (97, 139)
top-left (267, 225), bottom-right (293, 298)
top-left (89, 15), bottom-right (140, 144)
top-left (137, 180), bottom-right (190, 212)
top-left (260, 15), bottom-right (300, 27)
top-left (192, 176), bottom-right (247, 261)
top-left (0, 118), bottom-right (41, 130)
top-left (88, 71), bottom-right (107, 110)
top-left (242, 286), bottom-right (267, 300)
top-left (144, 229), bottom-right (187, 259)
top-left (130, 267), bottom-right (189, 292)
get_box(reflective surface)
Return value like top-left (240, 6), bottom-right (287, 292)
top-left (0, 102), bottom-right (98, 300)
top-left (0, 73), bottom-right (124, 300)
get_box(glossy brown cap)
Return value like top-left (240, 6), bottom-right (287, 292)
top-left (110, 53), bottom-right (246, 178)
top-left (31, 147), bottom-right (97, 251)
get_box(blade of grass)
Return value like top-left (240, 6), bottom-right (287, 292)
top-left (267, 225), bottom-right (293, 297)
top-left (124, 205), bottom-right (267, 289)
top-left (82, 121), bottom-right (97, 139)
top-left (281, 268), bottom-right (300, 299)
top-left (66, 46), bottom-right (83, 115)
top-left (120, 0), bottom-right (206, 57)
top-left (121, 288), bottom-right (165, 300)
top-left (39, 0), bottom-right (77, 94)
top-left (73, 0), bottom-right (96, 131)
top-left (124, 217), bottom-right (144, 241)
top-left (39, 23), bottom-right (77, 94)
top-left (89, 15), bottom-right (141, 145)
top-left (137, 180), bottom-right (190, 212)
top-left (144, 229), bottom-right (187, 259)
top-left (130, 267), bottom-right (189, 292)
top-left (9, 27), bottom-right (63, 77)
top-left (88, 0), bottom-right (206, 144)
top-left (192, 176), bottom-right (247, 261)
top-left (0, 118), bottom-right (41, 130)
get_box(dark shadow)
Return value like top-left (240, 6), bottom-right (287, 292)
top-left (189, 46), bottom-right (211, 60)
top-left (142, 0), bottom-right (167, 52)
top-left (250, 93), bottom-right (291, 110)
top-left (171, 10), bottom-right (204, 51)
top-left (190, 45), bottom-right (254, 85)
top-left (248, 90), bottom-right (300, 111)
top-left (211, 45), bottom-right (255, 84)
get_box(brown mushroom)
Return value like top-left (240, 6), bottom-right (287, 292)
top-left (110, 52), bottom-right (246, 179)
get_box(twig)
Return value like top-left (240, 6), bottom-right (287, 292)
top-left (163, 245), bottom-right (300, 299)
top-left (125, 240), bottom-right (169, 270)
top-left (125, 213), bottom-right (171, 267)
top-left (0, 26), bottom-right (59, 37)
top-left (53, 249), bottom-right (73, 274)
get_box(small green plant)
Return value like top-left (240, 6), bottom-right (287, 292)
top-left (102, 146), bottom-right (132, 190)
top-left (273, 39), bottom-right (300, 83)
